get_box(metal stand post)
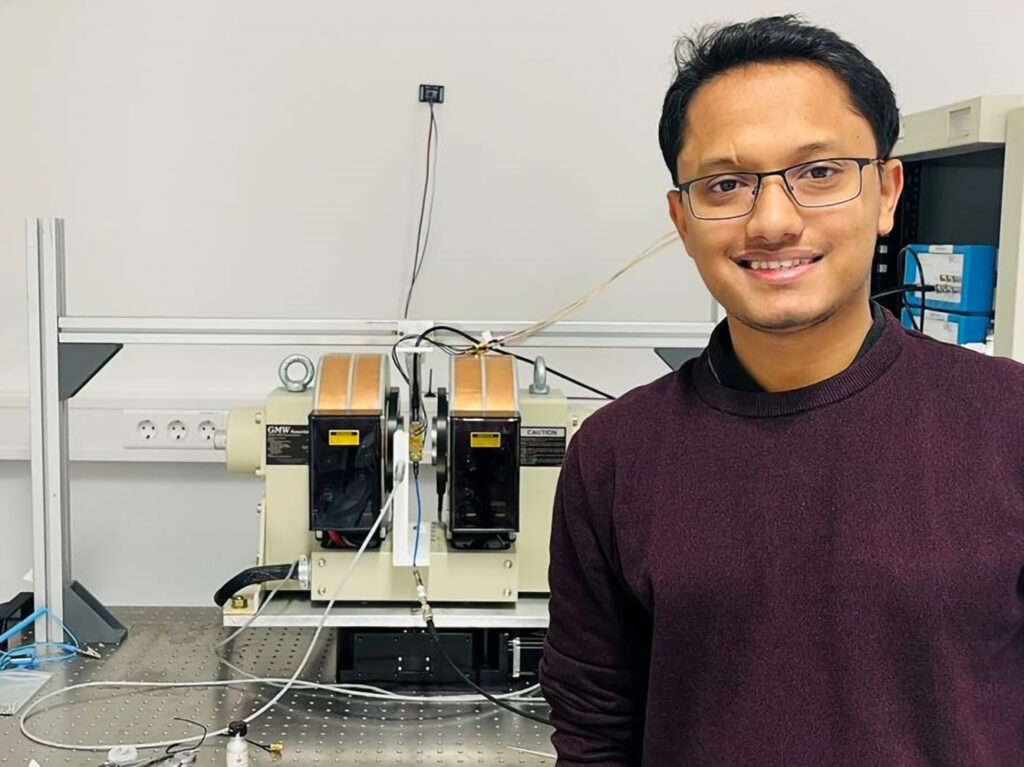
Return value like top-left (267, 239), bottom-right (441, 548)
top-left (26, 219), bottom-right (126, 644)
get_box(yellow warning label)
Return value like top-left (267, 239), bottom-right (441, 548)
top-left (470, 432), bottom-right (501, 448)
top-left (328, 429), bottom-right (360, 446)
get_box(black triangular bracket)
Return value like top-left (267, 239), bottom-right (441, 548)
top-left (654, 347), bottom-right (703, 371)
top-left (62, 580), bottom-right (127, 645)
top-left (58, 343), bottom-right (122, 401)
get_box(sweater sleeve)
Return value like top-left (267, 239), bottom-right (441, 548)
top-left (539, 431), bottom-right (651, 766)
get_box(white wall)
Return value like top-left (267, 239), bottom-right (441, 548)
top-left (2, 0), bottom-right (1023, 605)
top-left (0, 460), bottom-right (261, 606)
top-left (0, 464), bottom-right (33, 603)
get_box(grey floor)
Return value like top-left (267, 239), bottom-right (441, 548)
top-left (1, 607), bottom-right (555, 765)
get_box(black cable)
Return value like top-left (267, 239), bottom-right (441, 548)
top-left (391, 345), bottom-right (409, 384)
top-left (134, 755), bottom-right (177, 767)
top-left (403, 104), bottom-right (439, 319)
top-left (491, 348), bottom-right (615, 400)
top-left (904, 246), bottom-right (928, 334)
top-left (166, 717), bottom-right (208, 756)
top-left (414, 325), bottom-right (616, 400)
top-left (411, 343), bottom-right (423, 424)
top-left (392, 334), bottom-right (445, 431)
top-left (871, 284), bottom-right (936, 300)
top-left (213, 564), bottom-right (297, 608)
top-left (404, 112), bottom-right (433, 318)
top-left (391, 334), bottom-right (415, 384)
top-left (211, 734), bottom-right (275, 754)
top-left (885, 246), bottom-right (934, 332)
top-left (392, 331), bottom-right (468, 385)
top-left (414, 104), bottom-right (439, 286)
top-left (894, 247), bottom-right (918, 331)
top-left (415, 324), bottom-right (480, 349)
top-left (424, 618), bottom-right (550, 726)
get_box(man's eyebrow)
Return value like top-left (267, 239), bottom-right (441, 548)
top-left (693, 141), bottom-right (845, 177)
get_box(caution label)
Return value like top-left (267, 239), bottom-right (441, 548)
top-left (266, 424), bottom-right (309, 465)
top-left (520, 426), bottom-right (566, 467)
top-left (329, 429), bottom-right (360, 446)
top-left (471, 432), bottom-right (502, 449)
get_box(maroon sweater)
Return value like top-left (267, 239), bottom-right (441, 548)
top-left (540, 308), bottom-right (1024, 766)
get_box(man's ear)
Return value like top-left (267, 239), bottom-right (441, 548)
top-left (877, 159), bottom-right (904, 236)
top-left (666, 189), bottom-right (691, 257)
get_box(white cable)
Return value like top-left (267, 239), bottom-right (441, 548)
top-left (237, 483), bottom-right (391, 723)
top-left (21, 481), bottom-right (547, 753)
top-left (213, 560), bottom-right (546, 705)
top-left (510, 746), bottom-right (558, 759)
top-left (21, 483), bottom-right (399, 753)
top-left (210, 506), bottom-right (545, 705)
top-left (20, 672), bottom-right (546, 754)
top-left (396, 231), bottom-right (680, 357)
top-left (22, 472), bottom-right (547, 753)
top-left (215, 651), bottom-right (546, 704)
top-left (216, 609), bottom-right (545, 705)
top-left (493, 229), bottom-right (679, 349)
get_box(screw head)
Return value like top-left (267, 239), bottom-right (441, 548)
top-left (503, 560), bottom-right (513, 569)
top-left (231, 596), bottom-right (248, 609)
top-left (318, 558), bottom-right (326, 568)
top-left (503, 588), bottom-right (512, 598)
top-left (317, 586), bottom-right (327, 596)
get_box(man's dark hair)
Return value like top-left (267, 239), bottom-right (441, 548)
top-left (658, 15), bottom-right (900, 185)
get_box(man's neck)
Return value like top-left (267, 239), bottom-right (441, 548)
top-left (727, 295), bottom-right (874, 393)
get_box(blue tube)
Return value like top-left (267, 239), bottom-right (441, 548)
top-left (0, 607), bottom-right (47, 647)
top-left (413, 475), bottom-right (423, 567)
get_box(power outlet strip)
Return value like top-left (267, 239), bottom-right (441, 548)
top-left (124, 409), bottom-right (227, 450)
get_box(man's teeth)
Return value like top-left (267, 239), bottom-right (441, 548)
top-left (747, 258), bottom-right (815, 271)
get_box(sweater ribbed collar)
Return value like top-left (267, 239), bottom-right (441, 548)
top-left (689, 307), bottom-right (904, 418)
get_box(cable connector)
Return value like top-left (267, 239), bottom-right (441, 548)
top-left (412, 569), bottom-right (433, 623)
top-left (470, 330), bottom-right (495, 355)
top-left (419, 598), bottom-right (433, 624)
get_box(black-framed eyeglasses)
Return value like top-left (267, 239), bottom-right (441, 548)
top-left (675, 157), bottom-right (884, 221)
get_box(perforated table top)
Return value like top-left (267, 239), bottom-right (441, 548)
top-left (0, 607), bottom-right (555, 765)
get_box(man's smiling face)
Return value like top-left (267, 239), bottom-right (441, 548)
top-left (667, 61), bottom-right (903, 333)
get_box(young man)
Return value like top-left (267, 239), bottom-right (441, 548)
top-left (540, 15), bottom-right (1024, 767)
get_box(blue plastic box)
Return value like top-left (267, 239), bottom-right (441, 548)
top-left (902, 244), bottom-right (996, 315)
top-left (901, 307), bottom-right (990, 345)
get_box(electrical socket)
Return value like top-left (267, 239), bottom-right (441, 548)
top-left (125, 409), bottom-right (227, 450)
top-left (137, 419), bottom-right (157, 442)
top-left (167, 419), bottom-right (188, 442)
top-left (418, 84), bottom-right (444, 104)
top-left (197, 420), bottom-right (218, 444)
